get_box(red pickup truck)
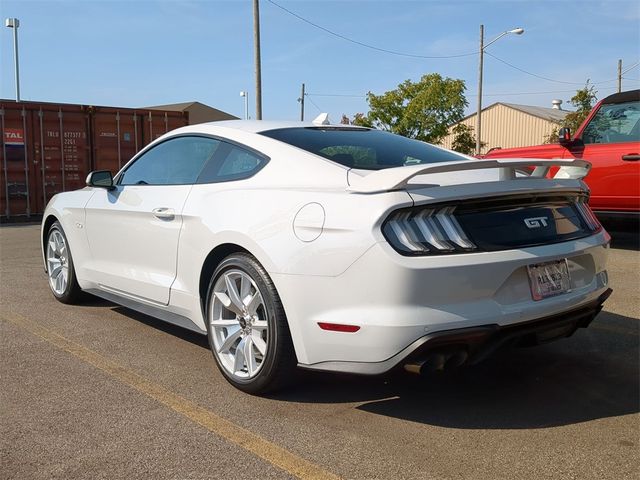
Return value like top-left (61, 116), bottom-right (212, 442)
top-left (484, 90), bottom-right (640, 218)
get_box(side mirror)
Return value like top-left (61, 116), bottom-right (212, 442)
top-left (558, 127), bottom-right (572, 146)
top-left (86, 170), bottom-right (114, 190)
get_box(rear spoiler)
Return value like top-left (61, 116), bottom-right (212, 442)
top-left (347, 158), bottom-right (591, 193)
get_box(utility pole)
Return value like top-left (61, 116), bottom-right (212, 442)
top-left (253, 0), bottom-right (262, 120)
top-left (299, 83), bottom-right (305, 121)
top-left (476, 24), bottom-right (484, 156)
top-left (618, 59), bottom-right (623, 93)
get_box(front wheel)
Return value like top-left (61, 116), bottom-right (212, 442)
top-left (205, 253), bottom-right (296, 394)
top-left (45, 221), bottom-right (83, 304)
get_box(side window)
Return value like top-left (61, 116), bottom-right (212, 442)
top-left (582, 100), bottom-right (640, 145)
top-left (120, 136), bottom-right (220, 186)
top-left (196, 142), bottom-right (267, 183)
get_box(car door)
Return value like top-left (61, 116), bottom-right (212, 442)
top-left (84, 135), bottom-right (221, 305)
top-left (568, 99), bottom-right (640, 212)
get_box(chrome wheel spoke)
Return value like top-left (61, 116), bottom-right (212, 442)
top-left (214, 291), bottom-right (243, 316)
top-left (55, 271), bottom-right (64, 292)
top-left (252, 319), bottom-right (268, 330)
top-left (245, 293), bottom-right (261, 314)
top-left (234, 337), bottom-right (247, 374)
top-left (50, 264), bottom-right (63, 279)
top-left (217, 328), bottom-right (242, 354)
top-left (244, 336), bottom-right (257, 375)
top-left (251, 330), bottom-right (267, 356)
top-left (240, 275), bottom-right (252, 304)
top-left (54, 234), bottom-right (63, 253)
top-left (224, 274), bottom-right (246, 314)
top-left (210, 318), bottom-right (240, 327)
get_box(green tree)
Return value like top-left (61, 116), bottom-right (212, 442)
top-left (450, 123), bottom-right (478, 155)
top-left (351, 73), bottom-right (468, 144)
top-left (545, 85), bottom-right (598, 143)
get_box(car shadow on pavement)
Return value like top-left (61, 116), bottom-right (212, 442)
top-left (105, 304), bottom-right (211, 349)
top-left (99, 298), bottom-right (638, 430)
top-left (272, 311), bottom-right (639, 430)
top-left (603, 224), bottom-right (639, 251)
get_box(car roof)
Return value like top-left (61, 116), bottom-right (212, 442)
top-left (177, 120), bottom-right (370, 135)
top-left (601, 89), bottom-right (639, 105)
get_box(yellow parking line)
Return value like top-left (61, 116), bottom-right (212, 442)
top-left (1, 310), bottom-right (340, 480)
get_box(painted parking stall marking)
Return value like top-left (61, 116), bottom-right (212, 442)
top-left (0, 309), bottom-right (340, 480)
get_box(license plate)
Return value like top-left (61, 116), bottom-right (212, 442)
top-left (527, 259), bottom-right (571, 301)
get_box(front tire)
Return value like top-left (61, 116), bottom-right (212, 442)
top-left (45, 221), bottom-right (83, 304)
top-left (205, 253), bottom-right (296, 394)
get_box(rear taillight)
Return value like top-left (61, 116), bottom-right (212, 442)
top-left (382, 206), bottom-right (477, 255)
top-left (382, 194), bottom-right (601, 256)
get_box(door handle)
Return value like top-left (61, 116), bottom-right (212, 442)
top-left (622, 154), bottom-right (640, 161)
top-left (152, 207), bottom-right (175, 220)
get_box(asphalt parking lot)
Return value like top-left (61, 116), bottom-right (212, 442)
top-left (1, 224), bottom-right (638, 480)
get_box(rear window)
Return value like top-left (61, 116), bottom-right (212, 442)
top-left (259, 127), bottom-right (465, 170)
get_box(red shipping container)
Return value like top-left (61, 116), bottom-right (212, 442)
top-left (1, 100), bottom-right (188, 220)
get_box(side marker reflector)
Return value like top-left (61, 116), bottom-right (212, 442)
top-left (318, 322), bottom-right (360, 333)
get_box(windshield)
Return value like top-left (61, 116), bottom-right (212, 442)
top-left (259, 127), bottom-right (467, 170)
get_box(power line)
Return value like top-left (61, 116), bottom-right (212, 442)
top-left (304, 94), bottom-right (324, 113)
top-left (622, 61), bottom-right (640, 75)
top-left (266, 0), bottom-right (477, 59)
top-left (305, 83), bottom-right (639, 101)
top-left (267, 0), bottom-right (640, 87)
top-left (306, 93), bottom-right (366, 98)
top-left (467, 84), bottom-right (638, 97)
top-left (485, 51), bottom-right (636, 86)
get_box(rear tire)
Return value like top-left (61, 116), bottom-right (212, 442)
top-left (205, 253), bottom-right (296, 394)
top-left (45, 221), bottom-right (83, 304)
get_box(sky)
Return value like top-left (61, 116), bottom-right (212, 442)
top-left (1, 0), bottom-right (639, 122)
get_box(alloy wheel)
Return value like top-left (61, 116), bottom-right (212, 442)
top-left (47, 229), bottom-right (69, 296)
top-left (210, 269), bottom-right (269, 380)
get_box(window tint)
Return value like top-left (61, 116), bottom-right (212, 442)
top-left (196, 142), bottom-right (267, 183)
top-left (120, 136), bottom-right (220, 186)
top-left (318, 145), bottom-right (377, 168)
top-left (582, 100), bottom-right (640, 144)
top-left (260, 127), bottom-right (465, 170)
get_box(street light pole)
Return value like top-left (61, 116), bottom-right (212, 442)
top-left (476, 25), bottom-right (524, 155)
top-left (5, 18), bottom-right (20, 102)
top-left (240, 91), bottom-right (249, 119)
top-left (253, 0), bottom-right (262, 120)
top-left (476, 24), bottom-right (484, 156)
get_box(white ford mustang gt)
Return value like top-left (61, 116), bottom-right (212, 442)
top-left (41, 120), bottom-right (612, 393)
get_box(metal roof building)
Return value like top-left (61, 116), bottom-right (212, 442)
top-left (440, 102), bottom-right (569, 154)
top-left (145, 101), bottom-right (238, 125)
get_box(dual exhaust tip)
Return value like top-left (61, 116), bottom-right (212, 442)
top-left (404, 349), bottom-right (469, 375)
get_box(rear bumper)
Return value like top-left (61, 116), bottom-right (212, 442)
top-left (276, 230), bottom-right (611, 366)
top-left (300, 288), bottom-right (612, 375)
